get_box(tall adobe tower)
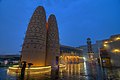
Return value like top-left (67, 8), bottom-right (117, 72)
top-left (21, 6), bottom-right (47, 66)
top-left (46, 14), bottom-right (60, 66)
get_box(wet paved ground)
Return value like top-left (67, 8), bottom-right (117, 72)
top-left (0, 63), bottom-right (120, 80)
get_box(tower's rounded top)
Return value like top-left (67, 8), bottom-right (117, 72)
top-left (49, 14), bottom-right (56, 19)
top-left (49, 14), bottom-right (55, 17)
top-left (48, 14), bottom-right (57, 21)
top-left (48, 14), bottom-right (58, 31)
top-left (34, 6), bottom-right (46, 14)
top-left (36, 6), bottom-right (45, 10)
top-left (87, 38), bottom-right (91, 40)
top-left (31, 6), bottom-right (46, 21)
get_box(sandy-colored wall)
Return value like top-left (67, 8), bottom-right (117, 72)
top-left (21, 6), bottom-right (46, 66)
top-left (46, 14), bottom-right (60, 66)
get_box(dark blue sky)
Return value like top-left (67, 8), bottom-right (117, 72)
top-left (0, 0), bottom-right (120, 54)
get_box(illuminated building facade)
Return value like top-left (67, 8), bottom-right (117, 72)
top-left (79, 34), bottom-right (120, 67)
top-left (99, 49), bottom-right (111, 68)
top-left (21, 6), bottom-right (60, 67)
top-left (79, 34), bottom-right (120, 79)
top-left (102, 34), bottom-right (120, 67)
top-left (60, 45), bottom-right (83, 64)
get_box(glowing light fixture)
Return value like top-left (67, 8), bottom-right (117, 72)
top-left (114, 49), bottom-right (119, 52)
top-left (116, 37), bottom-right (120, 40)
top-left (104, 44), bottom-right (107, 47)
top-left (104, 41), bottom-right (108, 44)
top-left (112, 49), bottom-right (120, 53)
top-left (9, 66), bottom-right (51, 70)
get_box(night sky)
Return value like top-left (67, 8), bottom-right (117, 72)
top-left (0, 0), bottom-right (120, 54)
